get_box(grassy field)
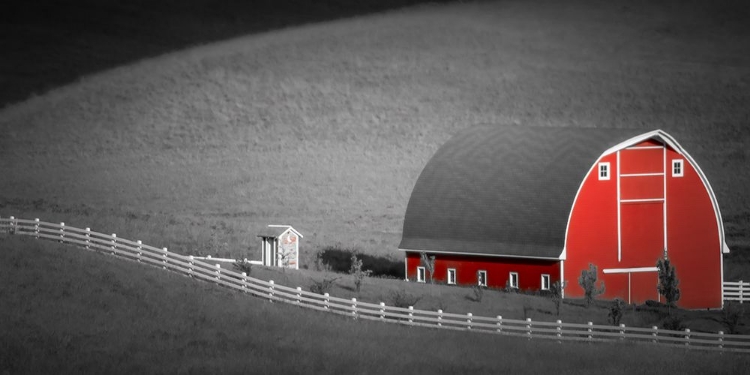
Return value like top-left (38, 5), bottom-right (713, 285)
top-left (2, 0), bottom-right (749, 271)
top-left (1, 0), bottom-right (750, 370)
top-left (2, 236), bottom-right (749, 374)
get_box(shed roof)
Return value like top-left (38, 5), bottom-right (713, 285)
top-left (399, 124), bottom-right (675, 259)
top-left (257, 225), bottom-right (303, 239)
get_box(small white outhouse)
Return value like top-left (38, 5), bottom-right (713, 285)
top-left (257, 225), bottom-right (302, 269)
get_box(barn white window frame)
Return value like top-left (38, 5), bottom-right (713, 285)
top-left (447, 268), bottom-right (456, 285)
top-left (417, 267), bottom-right (426, 283)
top-left (477, 270), bottom-right (488, 287)
top-left (598, 162), bottom-right (610, 180)
top-left (509, 272), bottom-right (519, 289)
top-left (541, 274), bottom-right (551, 291)
top-left (672, 159), bottom-right (684, 177)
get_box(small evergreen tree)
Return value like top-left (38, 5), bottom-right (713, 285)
top-left (349, 254), bottom-right (372, 293)
top-left (608, 298), bottom-right (625, 326)
top-left (550, 280), bottom-right (567, 316)
top-left (656, 257), bottom-right (681, 315)
top-left (420, 252), bottom-right (436, 284)
top-left (578, 263), bottom-right (605, 308)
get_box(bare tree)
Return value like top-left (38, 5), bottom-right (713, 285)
top-left (420, 252), bottom-right (436, 284)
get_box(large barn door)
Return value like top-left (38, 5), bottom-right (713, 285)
top-left (618, 142), bottom-right (666, 265)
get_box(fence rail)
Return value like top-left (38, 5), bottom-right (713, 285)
top-left (2, 216), bottom-right (750, 353)
top-left (724, 281), bottom-right (750, 303)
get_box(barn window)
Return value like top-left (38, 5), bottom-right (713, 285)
top-left (672, 159), bottom-right (684, 177)
top-left (598, 162), bottom-right (610, 180)
top-left (477, 270), bottom-right (487, 287)
top-left (541, 274), bottom-right (550, 291)
top-left (417, 267), bottom-right (426, 283)
top-left (509, 272), bottom-right (519, 289)
top-left (447, 268), bottom-right (456, 285)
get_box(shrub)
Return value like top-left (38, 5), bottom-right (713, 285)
top-left (233, 259), bottom-right (252, 275)
top-left (550, 280), bottom-right (566, 316)
top-left (578, 263), bottom-right (605, 308)
top-left (608, 298), bottom-right (625, 326)
top-left (309, 276), bottom-right (340, 295)
top-left (389, 289), bottom-right (422, 308)
top-left (656, 257), bottom-right (681, 315)
top-left (662, 315), bottom-right (686, 331)
top-left (722, 301), bottom-right (744, 334)
top-left (318, 246), bottom-right (404, 278)
top-left (349, 254), bottom-right (372, 293)
top-left (472, 285), bottom-right (484, 302)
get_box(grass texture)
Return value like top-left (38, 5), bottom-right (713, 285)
top-left (2, 0), bottom-right (749, 273)
top-left (2, 236), bottom-right (749, 374)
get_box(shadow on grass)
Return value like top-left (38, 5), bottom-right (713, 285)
top-left (1, 0), bottom-right (453, 107)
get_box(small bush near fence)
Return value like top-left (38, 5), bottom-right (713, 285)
top-left (318, 246), bottom-right (404, 279)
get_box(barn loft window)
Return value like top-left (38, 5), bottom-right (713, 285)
top-left (509, 272), bottom-right (519, 289)
top-left (417, 267), bottom-right (426, 283)
top-left (447, 268), bottom-right (456, 285)
top-left (598, 162), bottom-right (610, 180)
top-left (672, 159), bottom-right (684, 177)
top-left (541, 274), bottom-right (550, 291)
top-left (477, 270), bottom-right (487, 287)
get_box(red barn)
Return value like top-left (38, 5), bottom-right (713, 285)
top-left (399, 125), bottom-right (729, 309)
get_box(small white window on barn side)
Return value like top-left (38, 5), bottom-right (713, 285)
top-left (417, 267), bottom-right (426, 283)
top-left (672, 159), bottom-right (684, 177)
top-left (447, 268), bottom-right (456, 285)
top-left (509, 272), bottom-right (519, 289)
top-left (477, 270), bottom-right (487, 287)
top-left (598, 162), bottom-right (610, 181)
top-left (541, 274), bottom-right (550, 291)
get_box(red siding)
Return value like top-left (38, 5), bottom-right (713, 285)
top-left (405, 252), bottom-right (559, 291)
top-left (565, 142), bottom-right (722, 309)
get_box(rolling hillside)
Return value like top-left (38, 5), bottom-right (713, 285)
top-left (1, 0), bottom-right (749, 273)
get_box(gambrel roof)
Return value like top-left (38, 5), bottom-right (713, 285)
top-left (399, 124), bottom-right (726, 259)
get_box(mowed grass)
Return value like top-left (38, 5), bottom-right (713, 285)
top-left (2, 0), bottom-right (749, 272)
top-left (2, 236), bottom-right (749, 374)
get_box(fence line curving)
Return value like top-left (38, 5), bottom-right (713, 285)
top-left (2, 216), bottom-right (749, 353)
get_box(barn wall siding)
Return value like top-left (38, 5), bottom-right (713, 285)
top-left (405, 252), bottom-right (559, 291)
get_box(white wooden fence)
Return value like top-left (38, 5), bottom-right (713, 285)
top-left (2, 216), bottom-right (750, 353)
top-left (724, 281), bottom-right (750, 304)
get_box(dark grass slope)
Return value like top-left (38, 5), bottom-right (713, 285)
top-left (400, 125), bottom-right (727, 258)
top-left (0, 0), bottom-right (454, 107)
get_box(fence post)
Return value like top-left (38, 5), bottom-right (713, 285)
top-left (34, 218), bottom-right (39, 239)
top-left (619, 323), bottom-right (626, 341)
top-left (188, 255), bottom-right (194, 277)
top-left (296, 287), bottom-right (302, 305)
top-left (557, 320), bottom-right (562, 343)
top-left (685, 328), bottom-right (691, 347)
top-left (352, 298), bottom-right (357, 319)
top-left (437, 309), bottom-right (443, 327)
top-left (242, 273), bottom-right (248, 293)
top-left (324, 293), bottom-right (329, 310)
top-left (85, 228), bottom-right (91, 249)
top-left (162, 248), bottom-right (168, 269)
top-left (408, 306), bottom-right (414, 325)
top-left (136, 241), bottom-right (142, 262)
top-left (526, 318), bottom-right (532, 339)
top-left (718, 331), bottom-right (724, 350)
top-left (587, 322), bottom-right (593, 342)
top-left (111, 233), bottom-right (117, 255)
top-left (59, 222), bottom-right (65, 243)
top-left (380, 302), bottom-right (386, 321)
top-left (497, 315), bottom-right (503, 333)
top-left (652, 326), bottom-right (658, 344)
top-left (8, 216), bottom-right (15, 234)
top-left (215, 264), bottom-right (221, 282)
top-left (269, 280), bottom-right (275, 302)
top-left (467, 313), bottom-right (473, 330)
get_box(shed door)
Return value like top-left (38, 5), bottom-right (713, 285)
top-left (618, 144), bottom-right (665, 264)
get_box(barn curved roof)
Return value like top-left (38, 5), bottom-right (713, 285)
top-left (399, 124), bottom-right (683, 259)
